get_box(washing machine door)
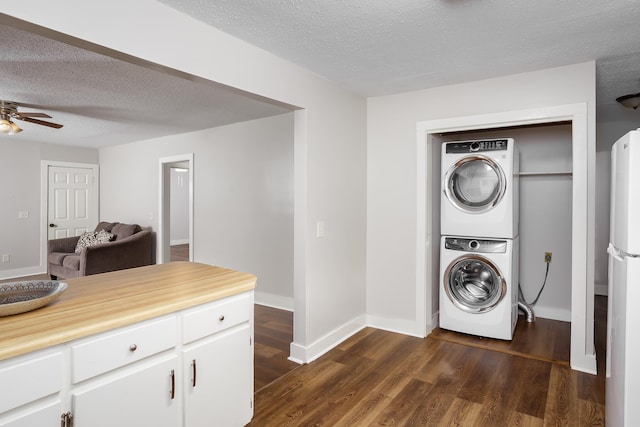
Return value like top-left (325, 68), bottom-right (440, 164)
top-left (444, 255), bottom-right (506, 313)
top-left (444, 155), bottom-right (506, 213)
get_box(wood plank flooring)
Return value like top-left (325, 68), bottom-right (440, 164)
top-left (170, 244), bottom-right (190, 261)
top-left (254, 304), bottom-right (299, 392)
top-left (249, 297), bottom-right (607, 426)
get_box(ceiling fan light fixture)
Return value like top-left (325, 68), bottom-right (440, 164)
top-left (0, 117), bottom-right (12, 134)
top-left (9, 121), bottom-right (22, 134)
top-left (616, 93), bottom-right (640, 109)
top-left (0, 115), bottom-right (22, 135)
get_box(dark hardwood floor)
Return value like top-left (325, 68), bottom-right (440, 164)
top-left (254, 304), bottom-right (299, 392)
top-left (249, 297), bottom-right (607, 426)
top-left (170, 244), bottom-right (190, 261)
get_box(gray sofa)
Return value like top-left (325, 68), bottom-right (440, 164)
top-left (47, 221), bottom-right (153, 279)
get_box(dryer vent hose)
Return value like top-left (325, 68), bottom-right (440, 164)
top-left (518, 300), bottom-right (536, 323)
top-left (517, 284), bottom-right (535, 322)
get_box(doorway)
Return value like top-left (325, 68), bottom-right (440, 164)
top-left (416, 103), bottom-right (595, 374)
top-left (159, 154), bottom-right (194, 264)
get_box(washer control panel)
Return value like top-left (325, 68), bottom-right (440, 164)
top-left (444, 237), bottom-right (507, 254)
top-left (445, 139), bottom-right (508, 153)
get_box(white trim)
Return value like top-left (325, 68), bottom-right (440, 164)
top-left (40, 160), bottom-right (99, 275)
top-left (158, 154), bottom-right (194, 264)
top-left (254, 292), bottom-right (294, 312)
top-left (530, 307), bottom-right (572, 322)
top-left (169, 238), bottom-right (190, 246)
top-left (291, 110), bottom-right (308, 362)
top-left (416, 103), bottom-right (596, 374)
top-left (288, 314), bottom-right (367, 364)
top-left (0, 266), bottom-right (46, 281)
top-left (595, 282), bottom-right (608, 296)
top-left (366, 314), bottom-right (424, 338)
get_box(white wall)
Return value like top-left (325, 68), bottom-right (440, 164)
top-left (4, 1), bottom-right (368, 363)
top-left (100, 114), bottom-right (296, 309)
top-left (0, 139), bottom-right (98, 279)
top-left (367, 62), bottom-right (595, 335)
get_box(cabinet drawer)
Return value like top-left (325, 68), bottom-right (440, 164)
top-left (0, 350), bottom-right (63, 414)
top-left (183, 292), bottom-right (252, 344)
top-left (71, 316), bottom-right (177, 383)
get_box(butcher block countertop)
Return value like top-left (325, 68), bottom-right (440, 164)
top-left (0, 262), bottom-right (256, 361)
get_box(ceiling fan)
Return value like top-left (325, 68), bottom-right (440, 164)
top-left (0, 100), bottom-right (63, 134)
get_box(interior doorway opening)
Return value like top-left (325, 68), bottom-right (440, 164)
top-left (159, 153), bottom-right (194, 264)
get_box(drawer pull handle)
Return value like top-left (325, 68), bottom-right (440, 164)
top-left (219, 315), bottom-right (225, 322)
top-left (192, 359), bottom-right (197, 387)
top-left (170, 369), bottom-right (175, 399)
top-left (129, 344), bottom-right (138, 352)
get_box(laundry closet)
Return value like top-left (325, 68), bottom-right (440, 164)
top-left (433, 122), bottom-right (573, 331)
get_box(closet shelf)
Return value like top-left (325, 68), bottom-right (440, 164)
top-left (517, 171), bottom-right (572, 177)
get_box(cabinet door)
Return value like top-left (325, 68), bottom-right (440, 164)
top-left (183, 325), bottom-right (253, 427)
top-left (72, 355), bottom-right (179, 427)
top-left (0, 401), bottom-right (60, 427)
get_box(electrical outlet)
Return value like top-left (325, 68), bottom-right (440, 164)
top-left (544, 252), bottom-right (552, 263)
top-left (1, 254), bottom-right (9, 263)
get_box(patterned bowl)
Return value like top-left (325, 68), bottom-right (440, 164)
top-left (0, 281), bottom-right (68, 316)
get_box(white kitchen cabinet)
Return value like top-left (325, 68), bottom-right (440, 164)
top-left (183, 325), bottom-right (253, 426)
top-left (0, 290), bottom-right (254, 427)
top-left (72, 355), bottom-right (179, 427)
top-left (0, 401), bottom-right (61, 427)
top-left (182, 291), bottom-right (254, 427)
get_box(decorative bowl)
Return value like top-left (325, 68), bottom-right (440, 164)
top-left (0, 280), bottom-right (68, 317)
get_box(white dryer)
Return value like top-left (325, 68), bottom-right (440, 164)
top-left (439, 235), bottom-right (519, 340)
top-left (441, 138), bottom-right (519, 239)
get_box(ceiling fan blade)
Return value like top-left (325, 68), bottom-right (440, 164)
top-left (15, 116), bottom-right (63, 129)
top-left (14, 112), bottom-right (52, 118)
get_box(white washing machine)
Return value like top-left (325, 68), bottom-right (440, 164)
top-left (441, 138), bottom-right (519, 239)
top-left (439, 235), bottom-right (519, 340)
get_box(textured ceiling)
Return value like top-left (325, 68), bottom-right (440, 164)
top-left (158, 1), bottom-right (640, 93)
top-left (0, 18), bottom-right (293, 148)
top-left (2, 1), bottom-right (640, 148)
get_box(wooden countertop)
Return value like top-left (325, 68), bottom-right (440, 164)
top-left (0, 262), bottom-right (256, 361)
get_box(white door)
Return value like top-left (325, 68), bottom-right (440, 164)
top-left (47, 165), bottom-right (98, 239)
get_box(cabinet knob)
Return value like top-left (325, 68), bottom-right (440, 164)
top-left (219, 315), bottom-right (225, 322)
top-left (129, 344), bottom-right (138, 352)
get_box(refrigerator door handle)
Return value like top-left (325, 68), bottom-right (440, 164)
top-left (608, 243), bottom-right (625, 262)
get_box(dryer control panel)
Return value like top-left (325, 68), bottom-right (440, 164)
top-left (445, 139), bottom-right (508, 153)
top-left (444, 237), bottom-right (507, 253)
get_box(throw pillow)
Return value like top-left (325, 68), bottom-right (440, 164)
top-left (74, 230), bottom-right (114, 254)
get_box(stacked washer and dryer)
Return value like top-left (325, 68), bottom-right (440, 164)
top-left (439, 138), bottom-right (520, 340)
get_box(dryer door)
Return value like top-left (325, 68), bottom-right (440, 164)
top-left (444, 254), bottom-right (506, 313)
top-left (444, 155), bottom-right (506, 213)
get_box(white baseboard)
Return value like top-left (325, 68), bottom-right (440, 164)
top-left (254, 291), bottom-right (294, 312)
top-left (170, 239), bottom-right (189, 246)
top-left (289, 314), bottom-right (367, 364)
top-left (366, 314), bottom-right (425, 338)
top-left (594, 282), bottom-right (608, 296)
top-left (523, 305), bottom-right (571, 322)
top-left (0, 265), bottom-right (47, 281)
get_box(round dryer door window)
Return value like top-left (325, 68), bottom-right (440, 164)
top-left (444, 255), bottom-right (506, 313)
top-left (445, 156), bottom-right (506, 213)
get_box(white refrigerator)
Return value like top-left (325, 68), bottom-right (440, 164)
top-left (607, 129), bottom-right (640, 427)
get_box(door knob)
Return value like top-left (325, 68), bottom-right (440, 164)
top-left (49, 223), bottom-right (56, 228)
